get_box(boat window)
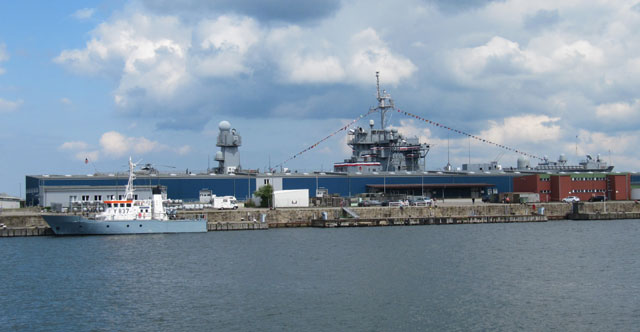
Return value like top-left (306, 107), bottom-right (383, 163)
top-left (126, 203), bottom-right (131, 207)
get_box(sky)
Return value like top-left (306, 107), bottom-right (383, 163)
top-left (1, 0), bottom-right (640, 198)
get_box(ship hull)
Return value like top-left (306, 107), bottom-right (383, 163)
top-left (43, 215), bottom-right (207, 236)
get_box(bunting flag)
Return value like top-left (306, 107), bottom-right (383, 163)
top-left (396, 109), bottom-right (544, 161)
top-left (275, 108), bottom-right (378, 168)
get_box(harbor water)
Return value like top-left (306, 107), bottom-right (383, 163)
top-left (2, 219), bottom-right (639, 331)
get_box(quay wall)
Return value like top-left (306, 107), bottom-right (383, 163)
top-left (2, 201), bottom-right (639, 233)
top-left (197, 203), bottom-right (570, 224)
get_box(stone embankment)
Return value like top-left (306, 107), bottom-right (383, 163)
top-left (2, 201), bottom-right (639, 237)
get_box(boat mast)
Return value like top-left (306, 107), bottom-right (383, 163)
top-left (124, 156), bottom-right (137, 200)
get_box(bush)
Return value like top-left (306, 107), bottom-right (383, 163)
top-left (254, 184), bottom-right (273, 208)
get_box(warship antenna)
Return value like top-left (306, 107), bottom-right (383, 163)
top-left (376, 71), bottom-right (394, 130)
top-left (447, 133), bottom-right (450, 165)
top-left (376, 71), bottom-right (381, 100)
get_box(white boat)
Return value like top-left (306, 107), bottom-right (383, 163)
top-left (43, 157), bottom-right (207, 235)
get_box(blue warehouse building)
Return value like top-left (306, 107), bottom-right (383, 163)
top-left (26, 171), bottom-right (521, 207)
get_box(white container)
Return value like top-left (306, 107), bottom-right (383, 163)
top-left (272, 189), bottom-right (309, 208)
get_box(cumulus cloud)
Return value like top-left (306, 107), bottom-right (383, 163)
top-left (72, 8), bottom-right (96, 20)
top-left (60, 131), bottom-right (192, 161)
top-left (268, 27), bottom-right (416, 85)
top-left (448, 35), bottom-right (606, 84)
top-left (59, 141), bottom-right (99, 162)
top-left (479, 115), bottom-right (561, 145)
top-left (191, 16), bottom-right (261, 77)
top-left (596, 99), bottom-right (640, 119)
top-left (0, 98), bottom-right (22, 112)
top-left (100, 131), bottom-right (160, 157)
top-left (55, 8), bottom-right (417, 128)
top-left (60, 141), bottom-right (89, 151)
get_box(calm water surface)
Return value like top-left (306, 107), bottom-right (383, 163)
top-left (2, 219), bottom-right (639, 331)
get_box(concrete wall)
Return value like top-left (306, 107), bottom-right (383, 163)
top-left (191, 203), bottom-right (575, 224)
top-left (0, 200), bottom-right (20, 209)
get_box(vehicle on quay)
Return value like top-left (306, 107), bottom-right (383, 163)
top-left (42, 157), bottom-right (207, 236)
top-left (213, 195), bottom-right (239, 209)
top-left (562, 196), bottom-right (580, 203)
top-left (410, 197), bottom-right (433, 206)
top-left (588, 195), bottom-right (607, 202)
top-left (359, 199), bottom-right (382, 207)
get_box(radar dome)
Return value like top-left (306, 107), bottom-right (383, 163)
top-left (218, 121), bottom-right (231, 131)
top-left (517, 156), bottom-right (530, 169)
top-left (214, 151), bottom-right (224, 161)
top-left (558, 154), bottom-right (567, 162)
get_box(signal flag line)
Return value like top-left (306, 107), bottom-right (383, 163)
top-left (275, 108), bottom-right (378, 169)
top-left (397, 109), bottom-right (544, 161)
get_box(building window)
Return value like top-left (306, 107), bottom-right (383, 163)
top-left (94, 195), bottom-right (102, 201)
top-left (70, 196), bottom-right (77, 202)
top-left (81, 195), bottom-right (90, 201)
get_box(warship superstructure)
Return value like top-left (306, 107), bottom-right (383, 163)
top-left (509, 154), bottom-right (614, 173)
top-left (334, 72), bottom-right (430, 173)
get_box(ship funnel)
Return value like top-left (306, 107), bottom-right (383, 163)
top-left (152, 188), bottom-right (166, 220)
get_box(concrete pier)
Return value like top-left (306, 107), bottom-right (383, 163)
top-left (311, 215), bottom-right (548, 228)
top-left (0, 227), bottom-right (53, 237)
top-left (207, 222), bottom-right (268, 231)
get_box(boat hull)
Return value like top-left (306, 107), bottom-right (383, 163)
top-left (42, 215), bottom-right (207, 236)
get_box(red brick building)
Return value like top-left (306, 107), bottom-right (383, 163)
top-left (513, 173), bottom-right (632, 202)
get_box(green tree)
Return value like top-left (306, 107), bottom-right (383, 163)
top-left (254, 184), bottom-right (273, 208)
